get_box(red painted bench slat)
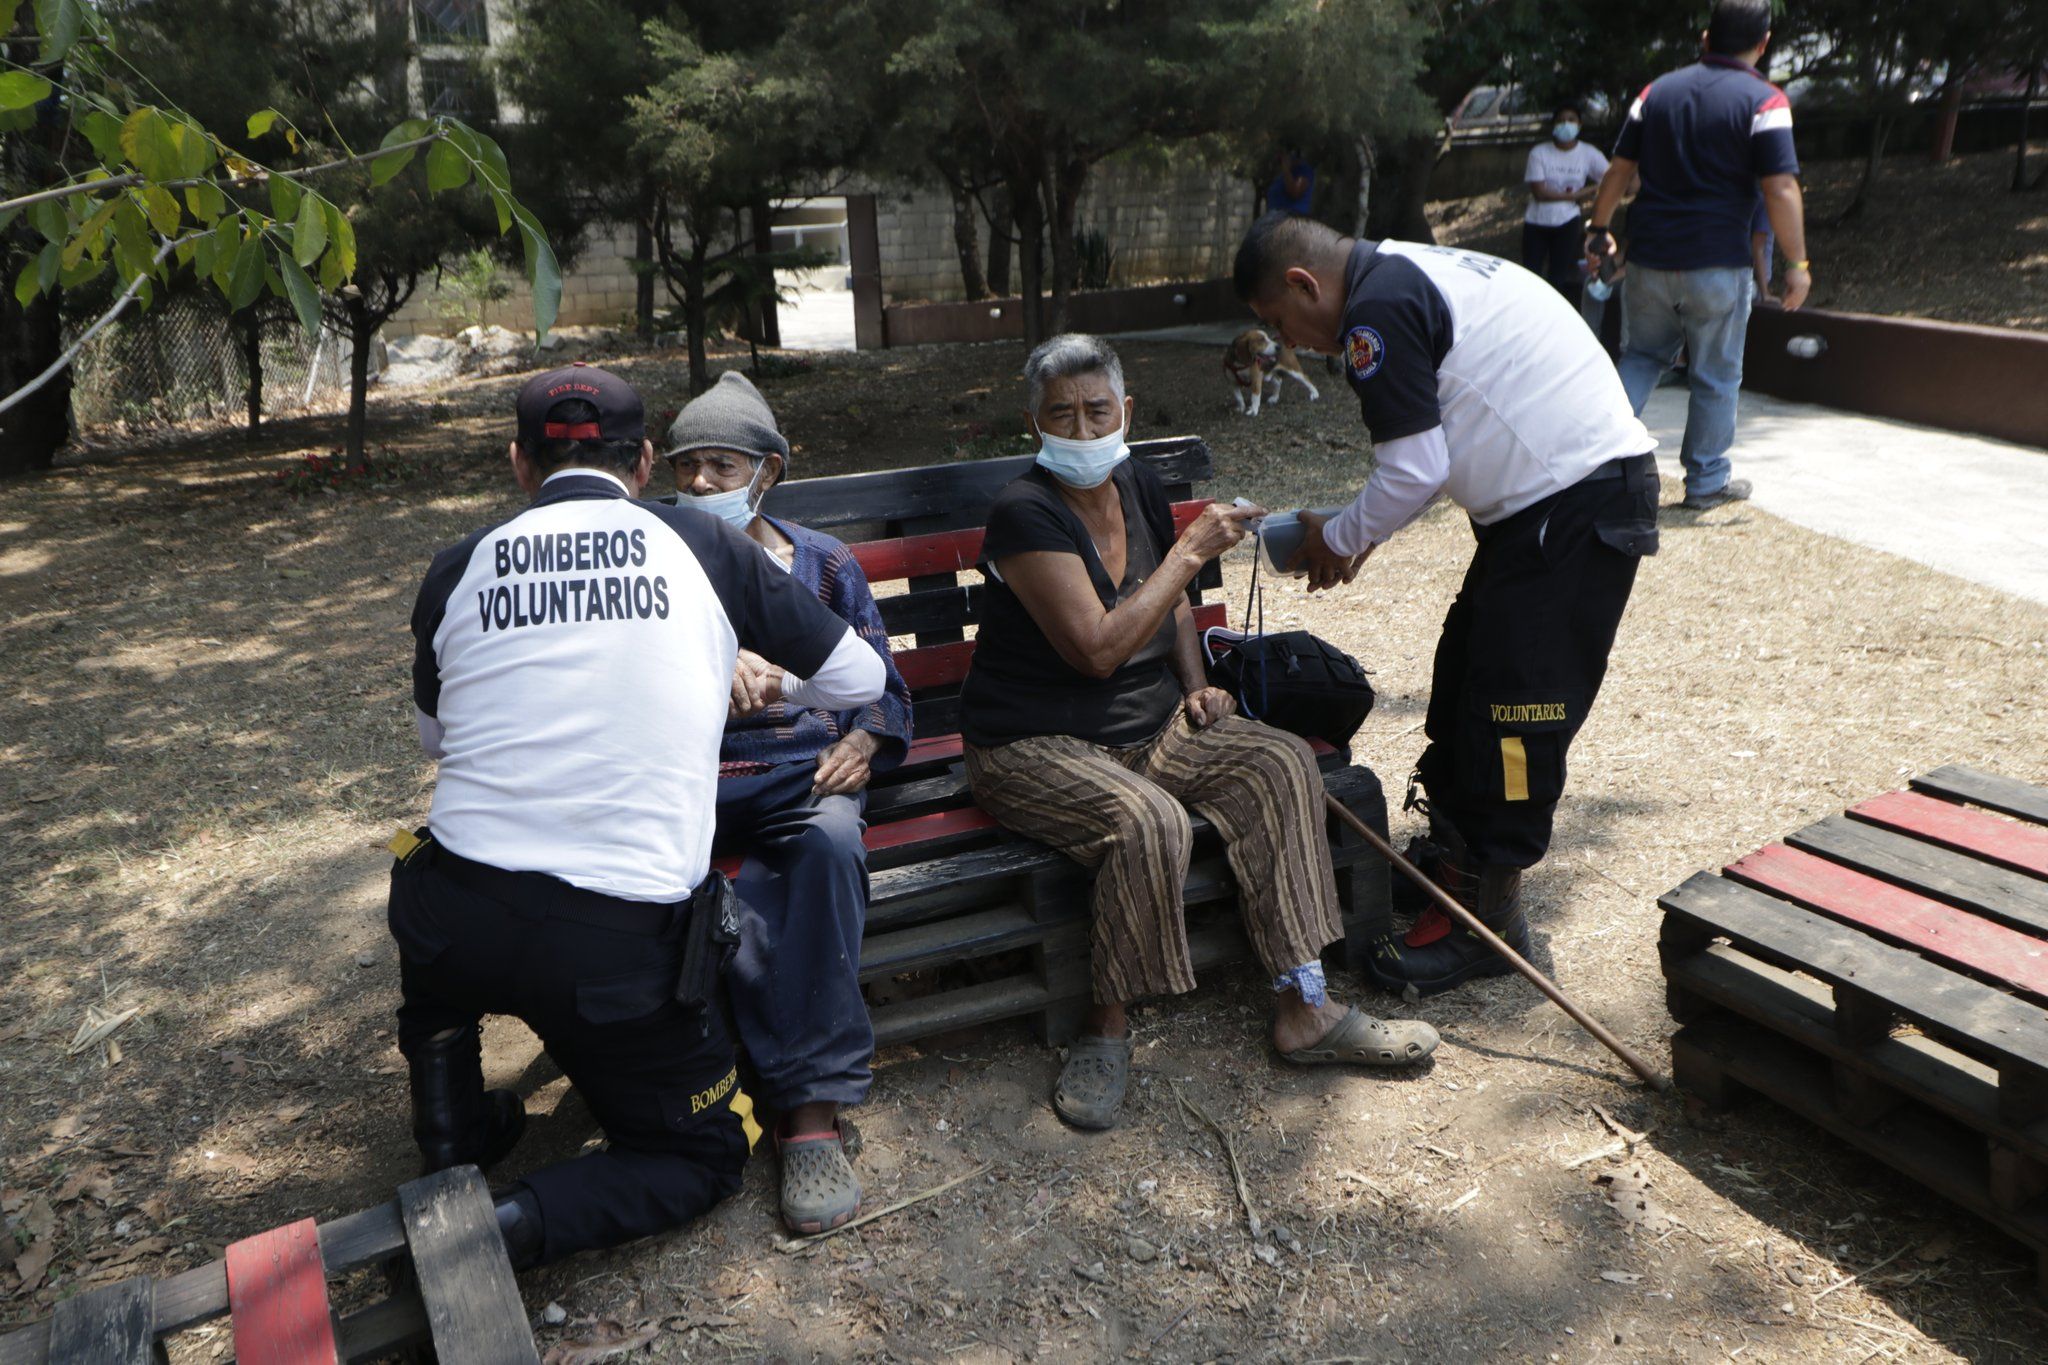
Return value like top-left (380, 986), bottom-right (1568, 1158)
top-left (1723, 843), bottom-right (2048, 999)
top-left (850, 500), bottom-right (1214, 583)
top-left (225, 1218), bottom-right (338, 1365)
top-left (863, 806), bottom-right (1000, 851)
top-left (1850, 789), bottom-right (2048, 880)
top-left (894, 601), bottom-right (1228, 692)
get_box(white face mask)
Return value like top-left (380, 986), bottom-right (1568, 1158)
top-left (1034, 412), bottom-right (1130, 489)
top-left (689, 460), bottom-right (765, 530)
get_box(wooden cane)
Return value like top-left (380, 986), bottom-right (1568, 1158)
top-left (1323, 793), bottom-right (1671, 1092)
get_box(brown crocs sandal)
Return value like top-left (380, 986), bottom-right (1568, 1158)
top-left (1053, 1034), bottom-right (1132, 1130)
top-left (777, 1122), bottom-right (862, 1234)
top-left (1281, 1006), bottom-right (1438, 1067)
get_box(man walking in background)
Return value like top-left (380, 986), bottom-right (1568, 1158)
top-left (1586, 0), bottom-right (1811, 511)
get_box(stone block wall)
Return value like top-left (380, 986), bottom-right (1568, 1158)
top-left (872, 158), bottom-right (1255, 305)
top-left (383, 222), bottom-right (645, 341)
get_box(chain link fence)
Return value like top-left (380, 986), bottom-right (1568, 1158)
top-left (67, 291), bottom-right (354, 436)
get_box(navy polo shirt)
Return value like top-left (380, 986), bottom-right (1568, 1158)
top-left (1613, 54), bottom-right (1799, 271)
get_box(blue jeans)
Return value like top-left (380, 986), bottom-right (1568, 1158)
top-left (715, 761), bottom-right (874, 1112)
top-left (1617, 264), bottom-right (1752, 497)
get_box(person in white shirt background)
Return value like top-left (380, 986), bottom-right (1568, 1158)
top-left (1522, 102), bottom-right (1610, 308)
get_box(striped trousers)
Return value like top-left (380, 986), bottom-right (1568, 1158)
top-left (965, 713), bottom-right (1343, 1004)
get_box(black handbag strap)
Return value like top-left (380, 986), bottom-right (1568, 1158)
top-left (1237, 526), bottom-right (1270, 720)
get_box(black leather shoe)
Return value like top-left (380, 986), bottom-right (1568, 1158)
top-left (408, 1025), bottom-right (526, 1175)
top-left (492, 1185), bottom-right (545, 1271)
top-left (1369, 863), bottom-right (1529, 998)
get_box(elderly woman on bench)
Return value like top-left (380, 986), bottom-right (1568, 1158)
top-left (665, 371), bottom-right (913, 1232)
top-left (960, 334), bottom-right (1439, 1129)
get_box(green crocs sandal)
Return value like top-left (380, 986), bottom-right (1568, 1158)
top-left (778, 1122), bottom-right (861, 1235)
top-left (1280, 1006), bottom-right (1438, 1067)
top-left (1053, 1034), bottom-right (1132, 1130)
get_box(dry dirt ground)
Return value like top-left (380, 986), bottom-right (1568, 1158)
top-left (1431, 141), bottom-right (2048, 332)
top-left (4, 334), bottom-right (2048, 1365)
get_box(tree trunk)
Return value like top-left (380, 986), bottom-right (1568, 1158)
top-left (238, 307), bottom-right (264, 433)
top-left (1353, 133), bottom-right (1376, 236)
top-left (2018, 67), bottom-right (2039, 192)
top-left (985, 185), bottom-right (1012, 297)
top-left (1365, 132), bottom-right (1439, 243)
top-left (683, 241), bottom-right (710, 394)
top-left (634, 209), bottom-right (656, 341)
top-left (0, 281), bottom-right (70, 477)
top-left (1931, 72), bottom-right (1967, 162)
top-left (1838, 114), bottom-right (1892, 223)
top-left (1046, 157), bottom-right (1087, 334)
top-left (750, 198), bottom-right (781, 347)
top-left (946, 176), bottom-right (988, 301)
top-left (344, 298), bottom-right (374, 464)
top-left (1011, 173), bottom-right (1046, 346)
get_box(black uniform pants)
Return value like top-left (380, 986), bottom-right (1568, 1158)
top-left (1415, 454), bottom-right (1658, 869)
top-left (1522, 214), bottom-right (1586, 306)
top-left (387, 846), bottom-right (756, 1265)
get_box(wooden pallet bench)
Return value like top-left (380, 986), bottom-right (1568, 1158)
top-left (1658, 765), bottom-right (2048, 1290)
top-left (0, 1166), bottom-right (537, 1364)
top-left (730, 436), bottom-right (1395, 1046)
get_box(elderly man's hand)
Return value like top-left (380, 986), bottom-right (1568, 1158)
top-left (1175, 501), bottom-right (1265, 565)
top-left (814, 730), bottom-right (879, 797)
top-left (1183, 687), bottom-right (1237, 730)
top-left (729, 649), bottom-right (779, 719)
top-left (1289, 510), bottom-right (1371, 592)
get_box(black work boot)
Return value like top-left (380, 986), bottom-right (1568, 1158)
top-left (406, 1024), bottom-right (526, 1175)
top-left (492, 1184), bottom-right (545, 1271)
top-left (1370, 830), bottom-right (1530, 998)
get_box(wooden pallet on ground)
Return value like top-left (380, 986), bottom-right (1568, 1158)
top-left (1659, 765), bottom-right (2048, 1292)
top-left (0, 1166), bottom-right (536, 1365)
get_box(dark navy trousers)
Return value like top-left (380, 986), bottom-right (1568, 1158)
top-left (714, 760), bottom-right (875, 1113)
top-left (388, 848), bottom-right (755, 1265)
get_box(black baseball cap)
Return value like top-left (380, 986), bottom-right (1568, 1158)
top-left (515, 363), bottom-right (645, 446)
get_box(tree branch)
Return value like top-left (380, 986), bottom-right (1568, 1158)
top-left (0, 232), bottom-right (191, 418)
top-left (0, 130), bottom-right (446, 217)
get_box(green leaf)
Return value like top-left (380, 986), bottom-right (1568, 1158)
top-left (141, 184), bottom-right (181, 237)
top-left (488, 187), bottom-right (512, 236)
top-left (292, 190), bottom-right (327, 267)
top-left (277, 250), bottom-right (322, 339)
top-left (263, 257), bottom-right (284, 299)
top-left (35, 240), bottom-right (59, 293)
top-left (425, 138), bottom-right (471, 193)
top-left (111, 199), bottom-right (150, 276)
top-left (268, 175), bottom-right (302, 222)
top-left (170, 117), bottom-right (215, 178)
top-left (132, 273), bottom-right (153, 313)
top-left (322, 200), bottom-right (355, 279)
top-left (185, 182), bottom-right (226, 224)
top-left (35, 0), bottom-right (84, 64)
top-left (0, 72), bottom-right (52, 112)
top-left (57, 254), bottom-right (106, 289)
top-left (246, 109), bottom-right (280, 139)
top-left (226, 231), bottom-right (264, 311)
top-left (63, 200), bottom-right (116, 268)
top-left (14, 261), bottom-right (40, 308)
top-left (210, 226), bottom-right (241, 293)
top-left (369, 119), bottom-right (434, 187)
top-left (79, 111), bottom-right (124, 165)
top-left (120, 108), bottom-right (182, 182)
top-left (515, 210), bottom-right (560, 344)
top-left (472, 131), bottom-right (512, 195)
top-left (29, 197), bottom-right (66, 245)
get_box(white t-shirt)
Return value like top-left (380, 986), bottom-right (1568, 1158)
top-left (1322, 239), bottom-right (1655, 554)
top-left (1524, 140), bottom-right (1610, 227)
top-left (411, 469), bottom-right (861, 901)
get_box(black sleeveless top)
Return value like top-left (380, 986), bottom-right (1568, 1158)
top-left (961, 460), bottom-right (1182, 749)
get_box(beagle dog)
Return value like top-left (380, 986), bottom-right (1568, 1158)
top-left (1223, 327), bottom-right (1320, 416)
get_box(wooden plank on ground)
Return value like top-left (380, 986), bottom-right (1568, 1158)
top-left (0, 1322), bottom-right (51, 1365)
top-left (225, 1218), bottom-right (337, 1365)
top-left (1851, 789), bottom-right (2048, 880)
top-left (395, 1168), bottom-right (539, 1365)
top-left (333, 1292), bottom-right (432, 1365)
top-left (1914, 765), bottom-right (2048, 827)
top-left (1658, 872), bottom-right (2048, 1072)
top-left (45, 1278), bottom-right (155, 1365)
top-left (1787, 815), bottom-right (2048, 937)
top-left (1724, 844), bottom-right (2048, 999)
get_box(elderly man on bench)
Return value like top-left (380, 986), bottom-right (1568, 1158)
top-left (959, 334), bottom-right (1439, 1130)
top-left (664, 372), bottom-right (913, 1233)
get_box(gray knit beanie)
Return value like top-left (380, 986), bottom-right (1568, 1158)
top-left (663, 370), bottom-right (790, 465)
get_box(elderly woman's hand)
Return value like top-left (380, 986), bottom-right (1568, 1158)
top-left (1174, 501), bottom-right (1265, 565)
top-left (1183, 686), bottom-right (1237, 729)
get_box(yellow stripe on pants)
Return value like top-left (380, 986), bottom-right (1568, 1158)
top-left (1500, 736), bottom-right (1529, 801)
top-left (729, 1087), bottom-right (762, 1151)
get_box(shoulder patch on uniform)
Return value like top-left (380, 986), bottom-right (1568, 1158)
top-left (1344, 325), bottom-right (1385, 382)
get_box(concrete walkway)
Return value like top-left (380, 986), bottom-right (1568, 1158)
top-left (1641, 387), bottom-right (2048, 606)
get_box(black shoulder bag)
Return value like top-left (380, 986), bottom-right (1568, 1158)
top-left (1202, 525), bottom-right (1376, 750)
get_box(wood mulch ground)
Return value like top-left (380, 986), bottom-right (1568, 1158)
top-left (3, 309), bottom-right (2047, 1361)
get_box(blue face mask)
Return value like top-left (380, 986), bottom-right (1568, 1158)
top-left (1034, 414), bottom-right (1129, 489)
top-left (1554, 121), bottom-right (1580, 143)
top-left (690, 461), bottom-right (765, 530)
